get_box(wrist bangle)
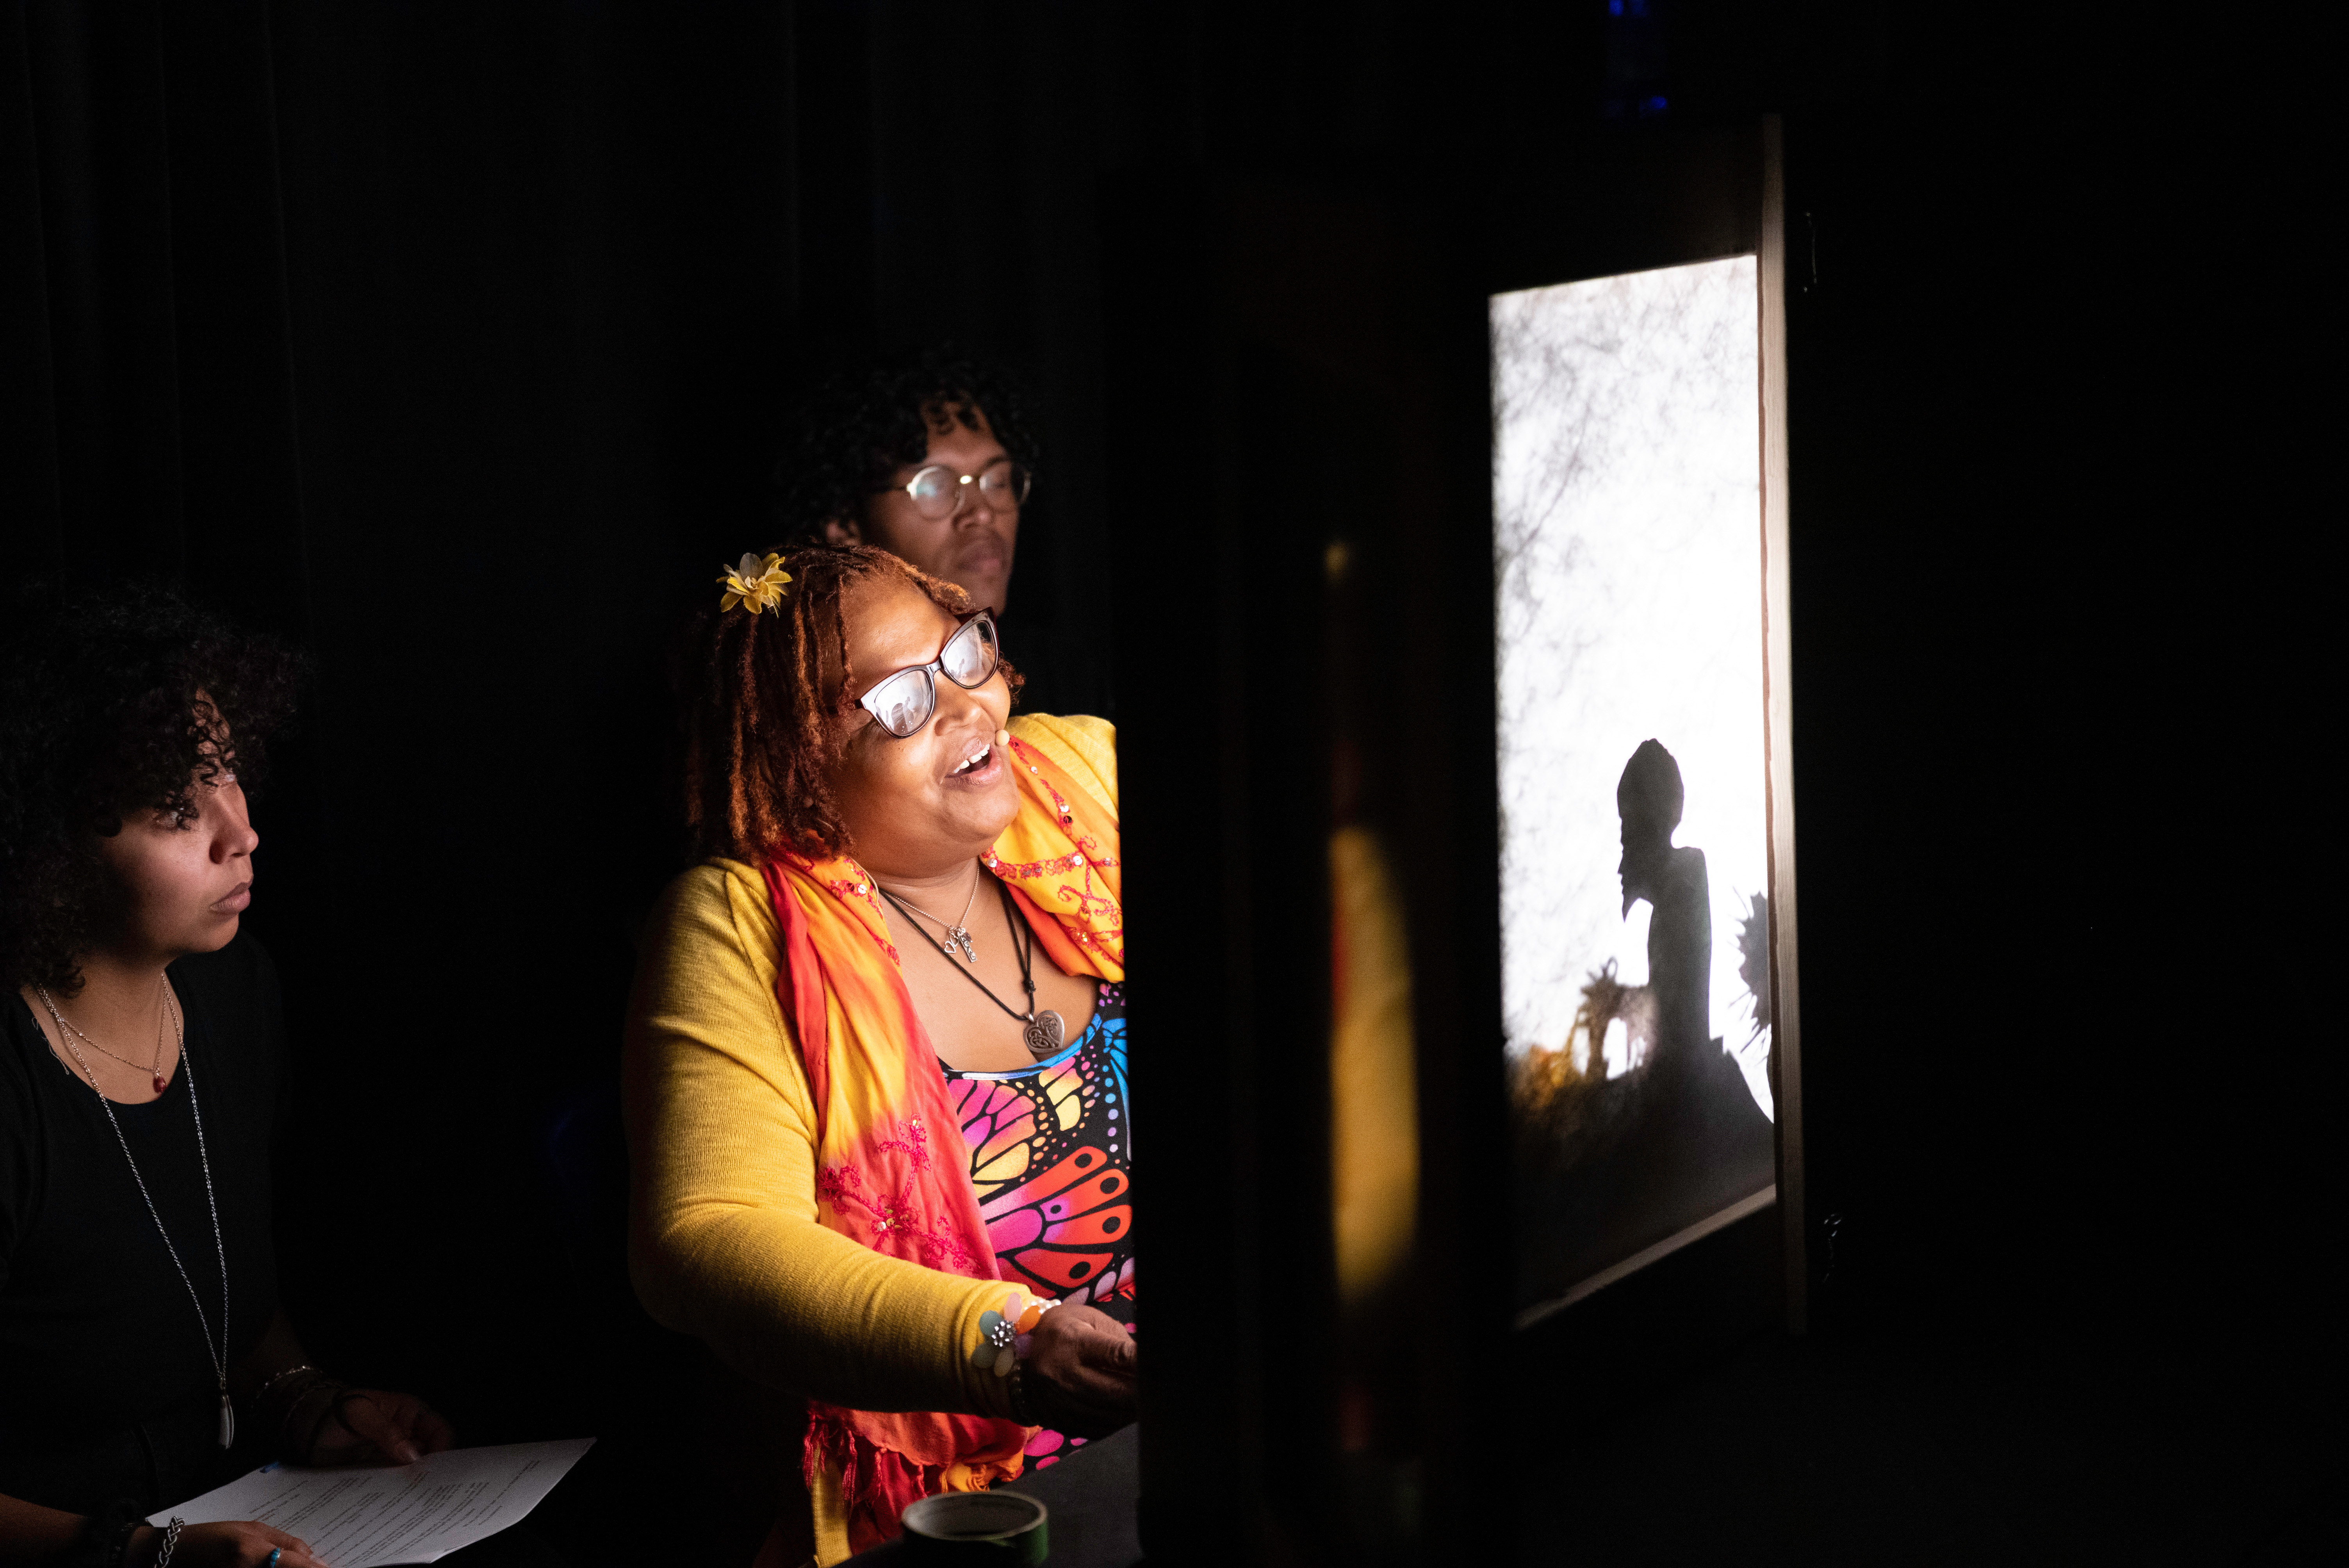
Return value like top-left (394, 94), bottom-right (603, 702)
top-left (152, 1518), bottom-right (184, 1568)
top-left (255, 1363), bottom-right (319, 1404)
top-left (259, 1364), bottom-right (333, 1454)
top-left (278, 1375), bottom-right (346, 1461)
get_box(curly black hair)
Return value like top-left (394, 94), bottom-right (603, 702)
top-left (0, 581), bottom-right (301, 996)
top-left (771, 345), bottom-right (1041, 547)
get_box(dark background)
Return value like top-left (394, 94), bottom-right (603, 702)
top-left (3, 1), bottom-right (2317, 1561)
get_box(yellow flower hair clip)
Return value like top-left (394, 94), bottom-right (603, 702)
top-left (718, 551), bottom-right (791, 615)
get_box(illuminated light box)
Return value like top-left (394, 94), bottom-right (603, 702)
top-left (1494, 253), bottom-right (1793, 1322)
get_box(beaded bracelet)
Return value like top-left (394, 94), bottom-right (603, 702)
top-left (965, 1288), bottom-right (1060, 1390)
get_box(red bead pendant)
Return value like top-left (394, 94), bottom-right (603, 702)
top-left (154, 1073), bottom-right (168, 1092)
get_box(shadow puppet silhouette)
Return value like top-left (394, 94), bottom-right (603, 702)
top-left (1513, 739), bottom-right (1778, 1309)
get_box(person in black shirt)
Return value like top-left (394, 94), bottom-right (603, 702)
top-left (0, 586), bottom-right (450, 1568)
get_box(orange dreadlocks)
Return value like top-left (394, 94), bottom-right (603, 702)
top-left (679, 545), bottom-right (1020, 861)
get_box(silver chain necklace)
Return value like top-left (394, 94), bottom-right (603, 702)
top-left (882, 862), bottom-right (984, 962)
top-left (44, 974), bottom-right (172, 1092)
top-left (36, 982), bottom-right (235, 1449)
top-left (880, 877), bottom-right (1068, 1060)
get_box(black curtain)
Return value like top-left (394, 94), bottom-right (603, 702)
top-left (2, 4), bottom-right (1140, 1557)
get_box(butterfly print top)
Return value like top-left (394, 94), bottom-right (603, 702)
top-left (942, 983), bottom-right (1133, 1328)
top-left (941, 983), bottom-right (1131, 1469)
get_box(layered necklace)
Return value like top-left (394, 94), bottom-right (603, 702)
top-left (46, 978), bottom-right (175, 1093)
top-left (882, 865), bottom-right (1067, 1060)
top-left (890, 867), bottom-right (983, 963)
top-left (36, 978), bottom-right (235, 1449)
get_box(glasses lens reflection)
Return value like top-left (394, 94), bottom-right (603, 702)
top-left (906, 466), bottom-right (959, 518)
top-left (977, 461), bottom-right (1030, 508)
top-left (942, 617), bottom-right (998, 688)
top-left (903, 462), bottom-right (1029, 519)
top-left (866, 669), bottom-right (934, 736)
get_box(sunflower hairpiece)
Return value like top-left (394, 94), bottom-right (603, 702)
top-left (718, 552), bottom-right (791, 615)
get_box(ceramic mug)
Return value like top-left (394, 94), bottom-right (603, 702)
top-left (900, 1491), bottom-right (1050, 1564)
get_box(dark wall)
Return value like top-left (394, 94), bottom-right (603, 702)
top-left (2, 0), bottom-right (2305, 1561)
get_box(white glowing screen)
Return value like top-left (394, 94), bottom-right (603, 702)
top-left (1493, 255), bottom-right (1772, 1116)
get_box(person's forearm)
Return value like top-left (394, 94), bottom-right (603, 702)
top-left (637, 1204), bottom-right (1016, 1417)
top-left (232, 1303), bottom-right (343, 1460)
top-left (0, 1492), bottom-right (94, 1565)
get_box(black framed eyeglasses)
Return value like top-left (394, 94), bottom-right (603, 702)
top-left (854, 612), bottom-right (1002, 738)
top-left (891, 458), bottom-right (1032, 521)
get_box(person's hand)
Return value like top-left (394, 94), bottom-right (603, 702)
top-left (1019, 1303), bottom-right (1136, 1438)
top-left (128, 1519), bottom-right (326, 1567)
top-left (304, 1387), bottom-right (454, 1466)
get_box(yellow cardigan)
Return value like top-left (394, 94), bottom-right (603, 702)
top-left (622, 713), bottom-right (1118, 1561)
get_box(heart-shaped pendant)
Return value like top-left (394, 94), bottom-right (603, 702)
top-left (1023, 1010), bottom-right (1066, 1059)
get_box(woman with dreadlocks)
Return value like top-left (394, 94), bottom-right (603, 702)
top-left (625, 546), bottom-right (1134, 1565)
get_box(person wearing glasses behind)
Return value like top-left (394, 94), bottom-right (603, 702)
top-left (771, 349), bottom-right (1064, 686)
top-left (626, 546), bottom-right (1135, 1566)
top-left (0, 584), bottom-right (462, 1568)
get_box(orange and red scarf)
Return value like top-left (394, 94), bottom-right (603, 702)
top-left (759, 732), bottom-right (1123, 1550)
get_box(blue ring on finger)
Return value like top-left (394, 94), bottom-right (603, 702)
top-left (267, 1550), bottom-right (282, 1566)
